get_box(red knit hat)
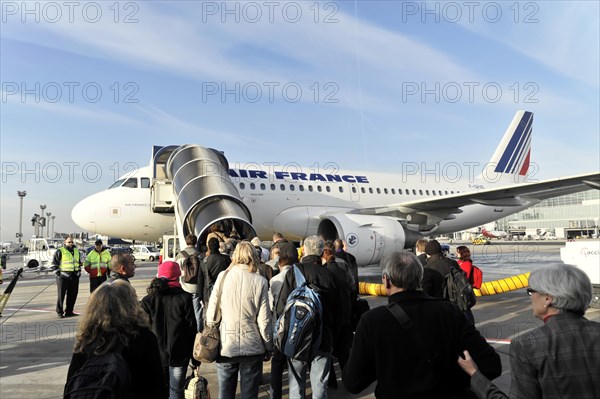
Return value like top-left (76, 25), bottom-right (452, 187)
top-left (157, 261), bottom-right (181, 288)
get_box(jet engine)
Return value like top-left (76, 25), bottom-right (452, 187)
top-left (317, 214), bottom-right (423, 266)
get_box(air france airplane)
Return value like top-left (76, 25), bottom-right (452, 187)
top-left (480, 228), bottom-right (508, 239)
top-left (72, 111), bottom-right (600, 266)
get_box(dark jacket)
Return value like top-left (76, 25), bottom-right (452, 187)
top-left (141, 286), bottom-right (196, 367)
top-left (108, 273), bottom-right (130, 283)
top-left (335, 250), bottom-right (359, 294)
top-left (325, 260), bottom-right (353, 329)
top-left (276, 255), bottom-right (337, 353)
top-left (416, 253), bottom-right (428, 267)
top-left (66, 327), bottom-right (167, 399)
top-left (202, 252), bottom-right (231, 301)
top-left (422, 254), bottom-right (459, 298)
top-left (343, 291), bottom-right (501, 398)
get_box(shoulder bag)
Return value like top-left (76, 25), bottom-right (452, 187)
top-left (193, 269), bottom-right (230, 362)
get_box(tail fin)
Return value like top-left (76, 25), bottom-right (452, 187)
top-left (479, 110), bottom-right (533, 183)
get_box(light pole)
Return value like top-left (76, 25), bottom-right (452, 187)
top-left (17, 191), bottom-right (27, 250)
top-left (51, 216), bottom-right (56, 238)
top-left (46, 212), bottom-right (52, 238)
top-left (40, 205), bottom-right (46, 238)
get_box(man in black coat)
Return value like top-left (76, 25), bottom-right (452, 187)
top-left (422, 239), bottom-right (457, 298)
top-left (343, 252), bottom-right (501, 398)
top-left (108, 254), bottom-right (136, 283)
top-left (323, 241), bottom-right (354, 388)
top-left (276, 235), bottom-right (338, 399)
top-left (333, 239), bottom-right (358, 294)
top-left (201, 237), bottom-right (231, 305)
top-left (423, 240), bottom-right (475, 324)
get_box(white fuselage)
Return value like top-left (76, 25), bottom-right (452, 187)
top-left (71, 165), bottom-right (528, 242)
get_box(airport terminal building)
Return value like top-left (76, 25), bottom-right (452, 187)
top-left (496, 190), bottom-right (600, 239)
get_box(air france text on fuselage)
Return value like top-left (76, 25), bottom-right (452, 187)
top-left (229, 169), bottom-right (369, 184)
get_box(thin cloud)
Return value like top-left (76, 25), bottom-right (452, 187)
top-left (456, 2), bottom-right (599, 88)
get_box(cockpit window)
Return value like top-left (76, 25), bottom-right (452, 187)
top-left (108, 179), bottom-right (125, 189)
top-left (122, 178), bottom-right (138, 188)
top-left (141, 178), bottom-right (150, 188)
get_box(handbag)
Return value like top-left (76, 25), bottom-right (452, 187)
top-left (193, 270), bottom-right (229, 362)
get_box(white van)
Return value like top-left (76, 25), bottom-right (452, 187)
top-left (130, 245), bottom-right (160, 261)
top-left (23, 237), bottom-right (62, 269)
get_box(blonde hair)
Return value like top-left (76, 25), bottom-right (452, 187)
top-left (231, 241), bottom-right (259, 272)
top-left (73, 280), bottom-right (149, 355)
top-left (416, 239), bottom-right (428, 252)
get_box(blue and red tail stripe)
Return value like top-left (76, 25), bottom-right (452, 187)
top-left (494, 111), bottom-right (533, 175)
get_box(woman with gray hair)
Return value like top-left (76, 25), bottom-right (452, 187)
top-left (458, 263), bottom-right (600, 398)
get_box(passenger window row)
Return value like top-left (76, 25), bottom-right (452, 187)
top-left (238, 182), bottom-right (458, 196)
top-left (357, 187), bottom-right (457, 196)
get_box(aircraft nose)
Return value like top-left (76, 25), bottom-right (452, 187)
top-left (71, 195), bottom-right (97, 232)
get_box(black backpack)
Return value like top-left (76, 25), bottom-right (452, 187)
top-left (64, 350), bottom-right (133, 399)
top-left (181, 250), bottom-right (200, 284)
top-left (443, 265), bottom-right (477, 312)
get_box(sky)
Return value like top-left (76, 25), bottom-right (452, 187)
top-left (1, 0), bottom-right (599, 242)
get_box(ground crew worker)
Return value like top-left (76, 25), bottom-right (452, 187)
top-left (52, 236), bottom-right (82, 318)
top-left (84, 239), bottom-right (111, 293)
top-left (0, 253), bottom-right (6, 284)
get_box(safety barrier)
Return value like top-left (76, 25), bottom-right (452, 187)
top-left (359, 272), bottom-right (531, 297)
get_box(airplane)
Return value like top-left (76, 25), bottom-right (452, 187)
top-left (71, 111), bottom-right (600, 266)
top-left (480, 228), bottom-right (508, 239)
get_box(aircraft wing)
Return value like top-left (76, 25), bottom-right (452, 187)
top-left (349, 172), bottom-right (600, 229)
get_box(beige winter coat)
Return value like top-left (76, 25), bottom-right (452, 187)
top-left (206, 264), bottom-right (273, 357)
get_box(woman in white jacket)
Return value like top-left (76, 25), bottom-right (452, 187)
top-left (206, 241), bottom-right (273, 399)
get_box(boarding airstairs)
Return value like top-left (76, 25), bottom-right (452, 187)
top-left (150, 145), bottom-right (256, 252)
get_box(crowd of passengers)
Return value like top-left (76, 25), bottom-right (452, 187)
top-left (65, 226), bottom-right (600, 399)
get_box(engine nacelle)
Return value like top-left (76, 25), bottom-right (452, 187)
top-left (317, 214), bottom-right (422, 266)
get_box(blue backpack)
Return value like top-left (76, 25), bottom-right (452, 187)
top-left (274, 265), bottom-right (323, 362)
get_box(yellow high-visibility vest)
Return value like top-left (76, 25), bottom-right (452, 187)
top-left (59, 247), bottom-right (80, 272)
top-left (85, 249), bottom-right (111, 273)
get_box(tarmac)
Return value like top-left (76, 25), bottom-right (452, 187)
top-left (1, 242), bottom-right (598, 398)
